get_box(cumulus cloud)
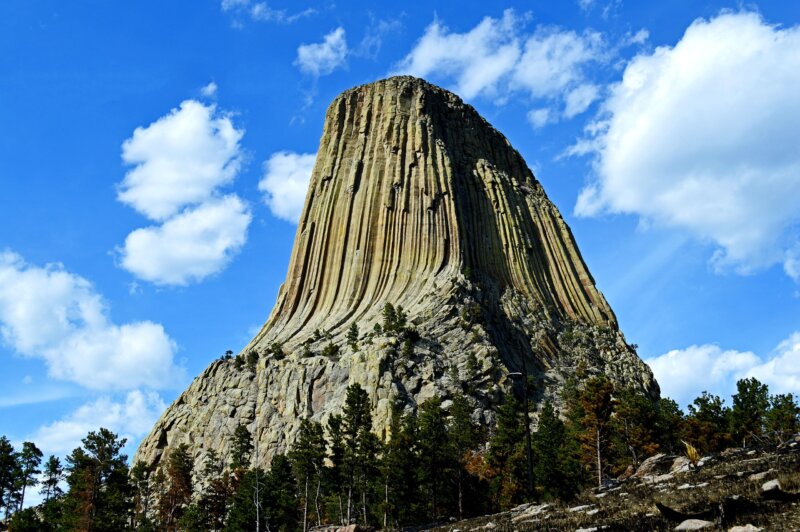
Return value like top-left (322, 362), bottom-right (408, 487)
top-left (117, 99), bottom-right (251, 286)
top-left (296, 27), bottom-right (348, 77)
top-left (527, 108), bottom-right (555, 129)
top-left (120, 196), bottom-right (251, 285)
top-left (0, 252), bottom-right (182, 390)
top-left (118, 100), bottom-right (243, 222)
top-left (259, 151), bottom-right (316, 223)
top-left (200, 81), bottom-right (218, 98)
top-left (394, 10), bottom-right (606, 122)
top-left (30, 390), bottom-right (166, 455)
top-left (571, 12), bottom-right (800, 279)
top-left (646, 331), bottom-right (800, 408)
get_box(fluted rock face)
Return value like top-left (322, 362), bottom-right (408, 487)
top-left (135, 77), bottom-right (658, 473)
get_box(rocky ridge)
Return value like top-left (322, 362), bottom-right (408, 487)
top-left (135, 76), bottom-right (658, 474)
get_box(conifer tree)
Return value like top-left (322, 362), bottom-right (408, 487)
top-left (610, 390), bottom-right (659, 470)
top-left (16, 441), bottom-right (42, 511)
top-left (448, 393), bottom-right (480, 520)
top-left (488, 394), bottom-right (527, 509)
top-left (765, 393), bottom-right (800, 443)
top-left (684, 391), bottom-right (732, 453)
top-left (0, 436), bottom-right (19, 519)
top-left (131, 461), bottom-right (155, 530)
top-left (418, 397), bottom-right (454, 518)
top-left (380, 404), bottom-right (419, 527)
top-left (265, 454), bottom-right (299, 532)
top-left (731, 377), bottom-right (770, 446)
top-left (230, 423), bottom-right (254, 471)
top-left (226, 468), bottom-right (268, 531)
top-left (347, 323), bottom-right (359, 351)
top-left (654, 398), bottom-right (685, 454)
top-left (61, 428), bottom-right (131, 531)
top-left (325, 414), bottom-right (346, 525)
top-left (289, 419), bottom-right (326, 531)
top-left (40, 455), bottom-right (64, 501)
top-left (578, 377), bottom-right (615, 487)
top-left (200, 448), bottom-right (231, 531)
top-left (532, 401), bottom-right (581, 500)
top-left (160, 443), bottom-right (193, 529)
top-left (341, 383), bottom-right (379, 524)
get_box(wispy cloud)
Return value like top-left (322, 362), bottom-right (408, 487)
top-left (295, 27), bottom-right (349, 77)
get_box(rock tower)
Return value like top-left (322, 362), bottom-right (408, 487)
top-left (135, 76), bottom-right (658, 471)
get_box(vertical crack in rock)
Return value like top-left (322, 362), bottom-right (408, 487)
top-left (135, 76), bottom-right (659, 474)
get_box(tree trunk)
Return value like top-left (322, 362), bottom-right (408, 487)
top-left (303, 475), bottom-right (309, 532)
top-left (383, 479), bottom-right (388, 529)
top-left (596, 427), bottom-right (603, 488)
top-left (458, 468), bottom-right (464, 520)
top-left (346, 485), bottom-right (352, 524)
top-left (362, 488), bottom-right (367, 525)
top-left (314, 475), bottom-right (322, 527)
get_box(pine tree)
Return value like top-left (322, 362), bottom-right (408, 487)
top-left (199, 449), bottom-right (231, 532)
top-left (610, 390), bottom-right (659, 471)
top-left (159, 443), bottom-right (193, 529)
top-left (382, 303), bottom-right (398, 333)
top-left (684, 391), bottom-right (732, 453)
top-left (418, 397), bottom-right (454, 518)
top-left (341, 383), bottom-right (379, 525)
top-left (0, 436), bottom-right (19, 519)
top-left (131, 461), bottom-right (155, 530)
top-left (289, 419), bottom-right (326, 531)
top-left (61, 428), bottom-right (131, 532)
top-left (654, 398), bottom-right (685, 454)
top-left (230, 423), bottom-right (254, 471)
top-left (16, 442), bottom-right (42, 511)
top-left (325, 413), bottom-right (346, 525)
top-left (380, 404), bottom-right (420, 527)
top-left (246, 349), bottom-right (260, 372)
top-left (487, 394), bottom-right (527, 509)
top-left (765, 393), bottom-right (800, 443)
top-left (265, 455), bottom-right (299, 532)
top-left (226, 468), bottom-right (268, 531)
top-left (40, 455), bottom-right (64, 501)
top-left (347, 323), bottom-right (359, 351)
top-left (532, 401), bottom-right (581, 500)
top-left (731, 377), bottom-right (770, 446)
top-left (578, 377), bottom-right (615, 487)
top-left (448, 393), bottom-right (480, 520)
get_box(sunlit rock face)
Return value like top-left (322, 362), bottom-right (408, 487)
top-left (135, 76), bottom-right (658, 472)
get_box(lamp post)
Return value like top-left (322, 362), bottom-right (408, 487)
top-left (509, 363), bottom-right (534, 496)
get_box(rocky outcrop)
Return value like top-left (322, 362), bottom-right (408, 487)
top-left (135, 76), bottom-right (658, 473)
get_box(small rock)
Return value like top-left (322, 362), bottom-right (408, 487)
top-left (670, 456), bottom-right (692, 473)
top-left (674, 519), bottom-right (714, 530)
top-left (695, 482), bottom-right (709, 488)
top-left (586, 508), bottom-right (600, 516)
top-left (483, 522), bottom-right (496, 529)
top-left (728, 525), bottom-right (762, 532)
top-left (594, 492), bottom-right (608, 498)
top-left (569, 504), bottom-right (594, 512)
top-left (677, 483), bottom-right (694, 490)
top-left (747, 469), bottom-right (773, 481)
top-left (747, 450), bottom-right (757, 455)
top-left (576, 528), bottom-right (598, 532)
top-left (762, 479), bottom-right (781, 492)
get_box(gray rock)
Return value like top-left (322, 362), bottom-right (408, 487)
top-left (674, 519), bottom-right (714, 530)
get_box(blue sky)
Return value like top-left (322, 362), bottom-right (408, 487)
top-left (2, 0), bottom-right (800, 471)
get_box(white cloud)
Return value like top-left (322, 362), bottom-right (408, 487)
top-left (646, 331), bottom-right (800, 408)
top-left (30, 390), bottom-right (166, 455)
top-left (118, 100), bottom-right (243, 222)
top-left (221, 0), bottom-right (316, 24)
top-left (394, 10), bottom-right (606, 122)
top-left (200, 81), bottom-right (218, 98)
top-left (117, 100), bottom-right (251, 286)
top-left (393, 10), bottom-right (521, 100)
top-left (572, 12), bottom-right (800, 279)
top-left (564, 83), bottom-right (600, 118)
top-left (296, 27), bottom-right (348, 77)
top-left (0, 252), bottom-right (182, 390)
top-left (527, 108), bottom-right (555, 129)
top-left (259, 151), bottom-right (316, 223)
top-left (120, 195), bottom-right (251, 285)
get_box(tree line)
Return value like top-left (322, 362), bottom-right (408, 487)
top-left (2, 373), bottom-right (798, 531)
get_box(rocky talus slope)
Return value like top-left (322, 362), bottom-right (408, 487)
top-left (135, 76), bottom-right (658, 472)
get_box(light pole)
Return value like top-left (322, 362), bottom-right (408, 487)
top-left (509, 363), bottom-right (534, 496)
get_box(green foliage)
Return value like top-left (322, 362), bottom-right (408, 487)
top-left (289, 419), bottom-right (326, 529)
top-left (226, 468), bottom-right (268, 531)
top-left (341, 383), bottom-right (381, 525)
top-left (230, 424), bottom-right (253, 471)
top-left (233, 355), bottom-right (245, 370)
top-left (40, 455), bottom-right (64, 501)
top-left (322, 342), bottom-right (340, 358)
top-left (459, 301), bottom-right (482, 329)
top-left (684, 391), bottom-right (732, 453)
top-left (159, 443), bottom-right (194, 528)
top-left (418, 397), bottom-right (455, 517)
top-left (268, 341), bottom-right (286, 360)
top-left (401, 337), bottom-right (414, 358)
top-left (730, 377), bottom-right (770, 446)
top-left (577, 376), bottom-right (616, 487)
top-left (488, 394), bottom-right (528, 508)
top-left (532, 401), bottom-right (581, 500)
top-left (246, 349), bottom-right (259, 372)
top-left (609, 389), bottom-right (659, 472)
top-left (765, 393), bottom-right (800, 442)
top-left (347, 323), bottom-right (359, 351)
top-left (382, 303), bottom-right (408, 334)
top-left (8, 506), bottom-right (46, 531)
top-left (61, 428), bottom-right (132, 531)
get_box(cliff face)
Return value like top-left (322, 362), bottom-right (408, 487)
top-left (135, 76), bottom-right (658, 471)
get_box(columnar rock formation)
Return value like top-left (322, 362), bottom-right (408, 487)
top-left (135, 76), bottom-right (658, 472)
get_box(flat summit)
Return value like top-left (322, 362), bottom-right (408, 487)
top-left (135, 76), bottom-right (658, 471)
